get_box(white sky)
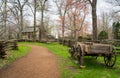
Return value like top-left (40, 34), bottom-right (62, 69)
top-left (97, 0), bottom-right (113, 15)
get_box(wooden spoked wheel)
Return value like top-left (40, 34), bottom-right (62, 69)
top-left (70, 46), bottom-right (75, 58)
top-left (104, 53), bottom-right (116, 67)
top-left (77, 45), bottom-right (82, 56)
top-left (77, 45), bottom-right (84, 65)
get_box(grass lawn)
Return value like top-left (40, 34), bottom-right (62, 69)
top-left (0, 45), bottom-right (31, 69)
top-left (19, 42), bottom-right (120, 78)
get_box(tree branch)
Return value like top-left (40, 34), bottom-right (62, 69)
top-left (88, 0), bottom-right (92, 5)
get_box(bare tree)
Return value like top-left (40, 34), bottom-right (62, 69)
top-left (2, 0), bottom-right (7, 40)
top-left (38, 0), bottom-right (48, 41)
top-left (27, 0), bottom-right (40, 41)
top-left (9, 4), bottom-right (21, 39)
top-left (88, 0), bottom-right (98, 41)
top-left (0, 1), bottom-right (4, 39)
top-left (0, 0), bottom-right (20, 39)
top-left (11, 0), bottom-right (28, 39)
top-left (44, 16), bottom-right (52, 35)
top-left (106, 0), bottom-right (120, 13)
top-left (97, 12), bottom-right (113, 39)
top-left (54, 0), bottom-right (72, 39)
top-left (33, 0), bottom-right (37, 41)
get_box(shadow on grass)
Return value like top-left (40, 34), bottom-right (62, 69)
top-left (69, 56), bottom-right (117, 69)
top-left (84, 57), bottom-right (106, 69)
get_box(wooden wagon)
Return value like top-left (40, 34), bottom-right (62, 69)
top-left (69, 42), bottom-right (116, 67)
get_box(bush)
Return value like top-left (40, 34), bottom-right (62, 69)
top-left (113, 22), bottom-right (120, 39)
top-left (78, 36), bottom-right (91, 42)
top-left (98, 30), bottom-right (108, 40)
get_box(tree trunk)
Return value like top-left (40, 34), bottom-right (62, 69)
top-left (19, 9), bottom-right (23, 39)
top-left (17, 20), bottom-right (20, 39)
top-left (39, 7), bottom-right (45, 41)
top-left (33, 0), bottom-right (36, 41)
top-left (3, 0), bottom-right (7, 40)
top-left (62, 19), bottom-right (65, 39)
top-left (73, 14), bottom-right (77, 41)
top-left (92, 0), bottom-right (97, 41)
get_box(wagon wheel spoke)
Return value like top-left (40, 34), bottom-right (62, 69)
top-left (105, 58), bottom-right (111, 66)
top-left (110, 57), bottom-right (115, 66)
top-left (110, 57), bottom-right (114, 63)
top-left (104, 54), bottom-right (116, 67)
top-left (110, 58), bottom-right (114, 65)
top-left (108, 59), bottom-right (113, 66)
top-left (69, 46), bottom-right (75, 58)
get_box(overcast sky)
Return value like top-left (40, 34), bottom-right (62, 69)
top-left (97, 0), bottom-right (113, 15)
top-left (49, 0), bottom-right (114, 21)
top-left (27, 0), bottom-right (114, 26)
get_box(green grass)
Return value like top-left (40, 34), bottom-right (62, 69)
top-left (0, 45), bottom-right (31, 68)
top-left (114, 47), bottom-right (120, 53)
top-left (19, 42), bottom-right (120, 78)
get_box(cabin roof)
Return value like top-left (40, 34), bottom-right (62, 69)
top-left (22, 26), bottom-right (39, 33)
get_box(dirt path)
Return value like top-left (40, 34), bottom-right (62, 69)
top-left (0, 45), bottom-right (60, 78)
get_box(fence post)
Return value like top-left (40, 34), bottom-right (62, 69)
top-left (0, 41), bottom-right (6, 58)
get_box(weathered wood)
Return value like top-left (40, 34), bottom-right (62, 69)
top-left (88, 45), bottom-right (111, 54)
top-left (0, 41), bottom-right (6, 58)
top-left (0, 40), bottom-right (18, 58)
top-left (5, 40), bottom-right (18, 50)
top-left (78, 43), bottom-right (113, 55)
top-left (69, 41), bottom-right (116, 67)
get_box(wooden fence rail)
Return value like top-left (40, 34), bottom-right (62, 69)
top-left (59, 39), bottom-right (75, 47)
top-left (0, 40), bottom-right (18, 58)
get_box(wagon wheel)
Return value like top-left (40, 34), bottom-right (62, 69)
top-left (77, 45), bottom-right (82, 56)
top-left (77, 45), bottom-right (81, 63)
top-left (104, 53), bottom-right (116, 67)
top-left (69, 46), bottom-right (75, 58)
top-left (77, 45), bottom-right (84, 66)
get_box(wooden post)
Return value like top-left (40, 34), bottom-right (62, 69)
top-left (0, 41), bottom-right (6, 58)
top-left (13, 40), bottom-right (18, 50)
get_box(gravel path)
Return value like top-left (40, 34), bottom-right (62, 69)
top-left (0, 45), bottom-right (60, 78)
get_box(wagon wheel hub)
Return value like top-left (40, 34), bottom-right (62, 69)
top-left (107, 56), bottom-right (111, 60)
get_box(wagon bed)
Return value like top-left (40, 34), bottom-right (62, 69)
top-left (79, 43), bottom-right (113, 55)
